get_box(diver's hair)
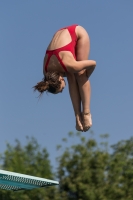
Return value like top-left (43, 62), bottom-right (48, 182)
top-left (33, 71), bottom-right (61, 94)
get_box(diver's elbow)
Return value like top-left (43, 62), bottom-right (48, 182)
top-left (93, 60), bottom-right (96, 67)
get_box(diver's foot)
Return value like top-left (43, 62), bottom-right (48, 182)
top-left (75, 114), bottom-right (83, 131)
top-left (82, 112), bottom-right (92, 132)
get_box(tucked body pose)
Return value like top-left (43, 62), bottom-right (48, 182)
top-left (34, 24), bottom-right (96, 132)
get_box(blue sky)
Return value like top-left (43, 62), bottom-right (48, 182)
top-left (0, 1), bottom-right (133, 171)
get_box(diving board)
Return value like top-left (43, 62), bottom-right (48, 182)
top-left (0, 169), bottom-right (59, 191)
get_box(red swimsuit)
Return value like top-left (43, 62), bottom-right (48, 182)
top-left (45, 24), bottom-right (78, 73)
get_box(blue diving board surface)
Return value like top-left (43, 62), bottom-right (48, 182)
top-left (0, 169), bottom-right (59, 191)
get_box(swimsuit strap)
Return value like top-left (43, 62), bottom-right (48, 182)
top-left (54, 53), bottom-right (68, 72)
top-left (60, 24), bottom-right (78, 43)
top-left (67, 24), bottom-right (78, 43)
top-left (45, 50), bottom-right (67, 73)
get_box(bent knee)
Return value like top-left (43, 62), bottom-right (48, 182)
top-left (86, 66), bottom-right (96, 78)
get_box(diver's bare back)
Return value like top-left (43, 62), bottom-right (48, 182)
top-left (43, 27), bottom-right (78, 74)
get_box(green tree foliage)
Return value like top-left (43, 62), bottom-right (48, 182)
top-left (57, 132), bottom-right (133, 200)
top-left (0, 137), bottom-right (59, 200)
top-left (105, 138), bottom-right (133, 200)
top-left (1, 132), bottom-right (133, 200)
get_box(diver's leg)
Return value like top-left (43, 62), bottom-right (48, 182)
top-left (75, 26), bottom-right (94, 131)
top-left (67, 72), bottom-right (83, 131)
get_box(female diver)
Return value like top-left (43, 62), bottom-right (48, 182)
top-left (34, 24), bottom-right (96, 132)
